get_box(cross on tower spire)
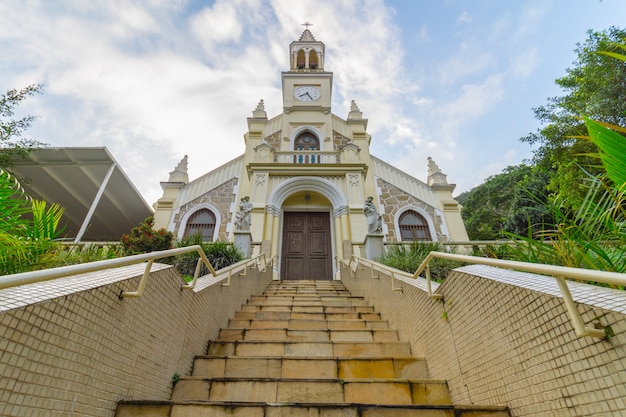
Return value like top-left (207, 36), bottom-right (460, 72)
top-left (301, 21), bottom-right (313, 29)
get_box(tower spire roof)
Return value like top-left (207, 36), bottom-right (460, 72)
top-left (299, 29), bottom-right (316, 42)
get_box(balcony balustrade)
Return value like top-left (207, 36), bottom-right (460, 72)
top-left (274, 150), bottom-right (341, 164)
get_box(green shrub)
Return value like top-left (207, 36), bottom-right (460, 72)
top-left (470, 243), bottom-right (516, 259)
top-left (49, 243), bottom-right (123, 267)
top-left (170, 235), bottom-right (244, 276)
top-left (120, 216), bottom-right (174, 255)
top-left (379, 242), bottom-right (463, 282)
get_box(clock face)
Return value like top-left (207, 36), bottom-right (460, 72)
top-left (294, 86), bottom-right (321, 102)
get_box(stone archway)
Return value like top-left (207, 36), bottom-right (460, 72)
top-left (267, 177), bottom-right (348, 280)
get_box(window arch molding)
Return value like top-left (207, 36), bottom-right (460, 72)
top-left (290, 126), bottom-right (324, 151)
top-left (177, 203), bottom-right (221, 241)
top-left (393, 206), bottom-right (437, 242)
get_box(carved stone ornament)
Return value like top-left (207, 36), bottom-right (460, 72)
top-left (363, 196), bottom-right (383, 235)
top-left (235, 196), bottom-right (253, 231)
top-left (256, 173), bottom-right (266, 187)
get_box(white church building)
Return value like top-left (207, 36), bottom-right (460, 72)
top-left (153, 29), bottom-right (469, 280)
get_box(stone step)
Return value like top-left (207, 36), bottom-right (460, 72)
top-left (207, 340), bottom-right (413, 358)
top-left (246, 298), bottom-right (371, 307)
top-left (217, 328), bottom-right (400, 342)
top-left (234, 310), bottom-right (382, 321)
top-left (191, 355), bottom-right (428, 379)
top-left (264, 288), bottom-right (351, 293)
top-left (115, 280), bottom-right (511, 417)
top-left (264, 290), bottom-right (349, 293)
top-left (117, 401), bottom-right (511, 417)
top-left (227, 318), bottom-right (390, 330)
top-left (239, 305), bottom-right (377, 314)
top-left (171, 377), bottom-right (452, 405)
top-left (263, 293), bottom-right (352, 298)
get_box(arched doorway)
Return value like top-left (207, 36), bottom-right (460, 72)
top-left (267, 177), bottom-right (347, 280)
top-left (281, 192), bottom-right (332, 280)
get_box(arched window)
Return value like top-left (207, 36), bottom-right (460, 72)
top-left (296, 50), bottom-right (306, 69)
top-left (294, 131), bottom-right (320, 163)
top-left (399, 210), bottom-right (432, 241)
top-left (309, 50), bottom-right (319, 69)
top-left (183, 209), bottom-right (216, 241)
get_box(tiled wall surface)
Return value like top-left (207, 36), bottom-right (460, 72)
top-left (341, 263), bottom-right (626, 417)
top-left (0, 262), bottom-right (272, 417)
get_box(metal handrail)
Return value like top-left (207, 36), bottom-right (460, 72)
top-left (0, 246), bottom-right (217, 294)
top-left (414, 252), bottom-right (626, 338)
top-left (220, 254), bottom-right (277, 287)
top-left (383, 240), bottom-right (519, 246)
top-left (347, 255), bottom-right (405, 292)
top-left (343, 252), bottom-right (626, 339)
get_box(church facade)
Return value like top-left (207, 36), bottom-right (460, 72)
top-left (153, 29), bottom-right (469, 280)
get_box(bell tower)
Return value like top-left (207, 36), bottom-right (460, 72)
top-left (282, 26), bottom-right (333, 114)
top-left (289, 25), bottom-right (324, 71)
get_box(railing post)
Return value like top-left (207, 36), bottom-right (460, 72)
top-left (120, 260), bottom-right (154, 298)
top-left (370, 262), bottom-right (379, 280)
top-left (222, 270), bottom-right (232, 287)
top-left (390, 271), bottom-right (403, 292)
top-left (555, 276), bottom-right (605, 338)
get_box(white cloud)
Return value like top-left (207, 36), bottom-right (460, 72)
top-left (2, 0), bottom-right (557, 205)
top-left (434, 74), bottom-right (505, 140)
top-left (1, 0), bottom-right (417, 205)
top-left (513, 3), bottom-right (548, 38)
top-left (417, 24), bottom-right (429, 41)
top-left (509, 47), bottom-right (539, 80)
top-left (436, 50), bottom-right (496, 86)
top-left (190, 1), bottom-right (243, 47)
top-left (457, 11), bottom-right (472, 24)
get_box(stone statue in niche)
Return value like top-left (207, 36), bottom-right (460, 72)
top-left (363, 196), bottom-right (383, 235)
top-left (235, 196), bottom-right (253, 231)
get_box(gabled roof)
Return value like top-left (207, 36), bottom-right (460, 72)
top-left (11, 147), bottom-right (153, 242)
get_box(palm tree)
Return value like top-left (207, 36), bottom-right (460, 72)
top-left (0, 168), bottom-right (65, 275)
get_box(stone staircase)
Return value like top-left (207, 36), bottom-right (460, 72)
top-left (116, 280), bottom-right (509, 417)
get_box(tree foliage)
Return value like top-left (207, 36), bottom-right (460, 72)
top-left (521, 27), bottom-right (626, 209)
top-left (0, 84), bottom-right (47, 170)
top-left (506, 42), bottom-right (626, 280)
top-left (458, 165), bottom-right (553, 240)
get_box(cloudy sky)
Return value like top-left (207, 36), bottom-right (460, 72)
top-left (1, 0), bottom-right (625, 206)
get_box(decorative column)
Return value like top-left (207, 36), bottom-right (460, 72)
top-left (267, 205), bottom-right (282, 280)
top-left (333, 205), bottom-right (348, 262)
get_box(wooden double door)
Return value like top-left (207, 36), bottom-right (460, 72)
top-left (281, 212), bottom-right (332, 280)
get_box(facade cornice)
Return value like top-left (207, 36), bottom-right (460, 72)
top-left (247, 163), bottom-right (368, 177)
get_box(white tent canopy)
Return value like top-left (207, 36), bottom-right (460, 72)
top-left (11, 147), bottom-right (153, 242)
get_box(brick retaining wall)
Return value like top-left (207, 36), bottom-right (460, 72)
top-left (0, 261), bottom-right (272, 417)
top-left (341, 263), bottom-right (626, 417)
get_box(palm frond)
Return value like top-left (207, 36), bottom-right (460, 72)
top-left (584, 117), bottom-right (626, 186)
